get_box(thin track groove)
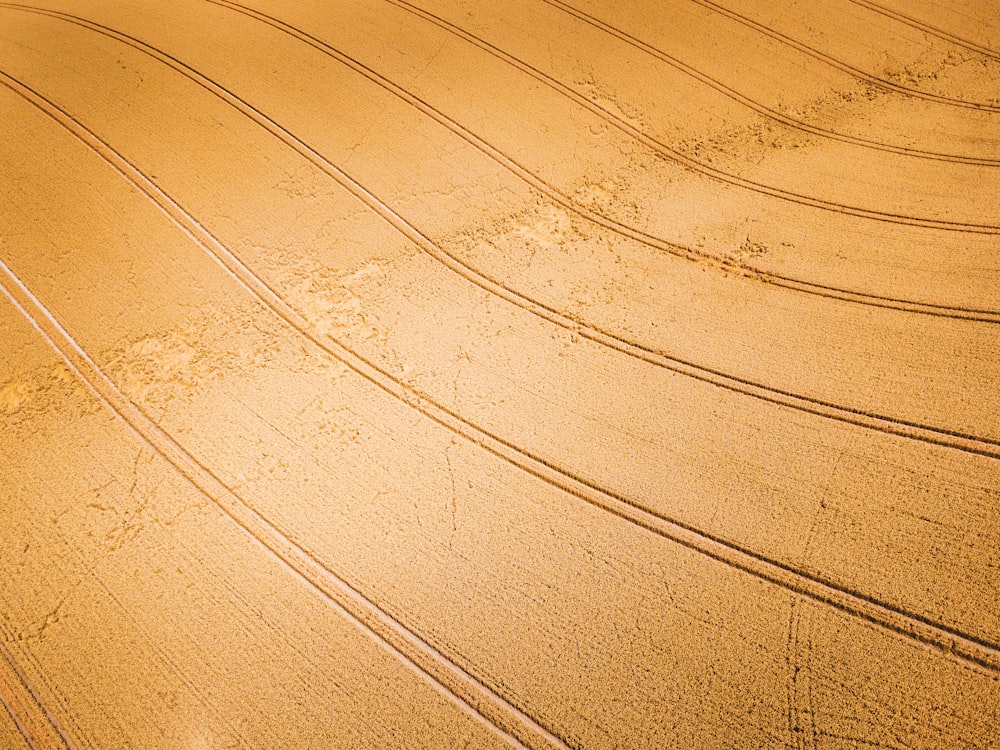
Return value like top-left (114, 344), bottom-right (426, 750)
top-left (0, 619), bottom-right (91, 750)
top-left (844, 0), bottom-right (1000, 62)
top-left (689, 0), bottom-right (1000, 111)
top-left (4, 68), bottom-right (1000, 679)
top-left (388, 0), bottom-right (1000, 233)
top-left (10, 2), bottom-right (1000, 328)
top-left (0, 694), bottom-right (32, 750)
top-left (6, 4), bottom-right (1000, 452)
top-left (541, 0), bottom-right (999, 166)
top-left (209, 0), bottom-right (1000, 322)
top-left (0, 638), bottom-right (75, 750)
top-left (211, 0), bottom-right (1000, 324)
top-left (0, 236), bottom-right (557, 750)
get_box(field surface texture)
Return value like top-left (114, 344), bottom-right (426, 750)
top-left (1, 0), bottom-right (999, 748)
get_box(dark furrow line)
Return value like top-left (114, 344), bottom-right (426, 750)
top-left (389, 0), bottom-right (1000, 233)
top-left (743, 276), bottom-right (1000, 322)
top-left (9, 5), bottom-right (1000, 454)
top-left (0, 637), bottom-right (75, 750)
top-left (0, 618), bottom-right (92, 750)
top-left (211, 0), bottom-right (1000, 325)
top-left (3, 68), bottom-right (1000, 681)
top-left (210, 2), bottom-right (1000, 323)
top-left (690, 0), bottom-right (1000, 110)
top-left (0, 692), bottom-right (33, 750)
top-left (0, 254), bottom-right (552, 750)
top-left (542, 0), bottom-right (999, 166)
top-left (12, 3), bottom-right (1000, 331)
top-left (844, 0), bottom-right (1000, 62)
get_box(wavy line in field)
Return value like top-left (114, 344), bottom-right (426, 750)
top-left (9, 3), bottom-right (1000, 329)
top-left (6, 5), bottom-right (1000, 453)
top-left (844, 0), bottom-right (1000, 62)
top-left (5, 68), bottom-right (1000, 681)
top-left (9, 5), bottom-right (1000, 444)
top-left (689, 0), bottom-right (1000, 111)
top-left (0, 701), bottom-right (31, 750)
top-left (387, 0), bottom-right (1000, 233)
top-left (1, 614), bottom-right (99, 750)
top-left (0, 234), bottom-right (550, 750)
top-left (541, 0), bottom-right (999, 167)
top-left (210, 0), bottom-right (1000, 324)
top-left (0, 636), bottom-right (75, 750)
top-left (0, 695), bottom-right (29, 750)
top-left (210, 2), bottom-right (1000, 319)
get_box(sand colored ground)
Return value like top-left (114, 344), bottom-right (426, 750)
top-left (1, 1), bottom-right (999, 748)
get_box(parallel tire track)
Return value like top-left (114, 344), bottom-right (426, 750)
top-left (0, 699), bottom-right (32, 750)
top-left (5, 6), bottom-right (1000, 454)
top-left (0, 693), bottom-right (30, 750)
top-left (388, 0), bottom-right (1000, 233)
top-left (211, 0), bottom-right (1000, 323)
top-left (541, 0), bottom-right (1000, 167)
top-left (0, 638), bottom-right (75, 750)
top-left (0, 616), bottom-right (93, 750)
top-left (844, 0), bottom-right (1000, 62)
top-left (4, 68), bottom-right (1000, 679)
top-left (11, 3), bottom-right (1000, 330)
top-left (0, 216), bottom-right (555, 750)
top-left (689, 0), bottom-right (1000, 111)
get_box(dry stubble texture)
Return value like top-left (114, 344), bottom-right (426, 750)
top-left (1, 0), bottom-right (999, 748)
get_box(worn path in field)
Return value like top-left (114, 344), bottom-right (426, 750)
top-left (2, 1), bottom-right (999, 747)
top-left (4, 3), bottom-right (1000, 645)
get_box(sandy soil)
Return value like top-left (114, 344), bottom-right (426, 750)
top-left (1, 1), bottom-right (999, 748)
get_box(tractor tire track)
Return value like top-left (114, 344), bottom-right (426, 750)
top-left (0, 237), bottom-right (557, 750)
top-left (388, 0), bottom-right (1000, 232)
top-left (4, 68), bottom-right (1000, 681)
top-left (3, 7), bottom-right (999, 451)
top-left (0, 692), bottom-right (31, 750)
top-left (11, 1), bottom-right (1000, 331)
top-left (208, 0), bottom-right (1000, 320)
top-left (541, 0), bottom-right (999, 167)
top-left (211, 0), bottom-right (1000, 323)
top-left (689, 0), bottom-right (1000, 111)
top-left (0, 637), bottom-right (75, 750)
top-left (844, 0), bottom-right (1000, 62)
top-left (0, 615), bottom-right (94, 750)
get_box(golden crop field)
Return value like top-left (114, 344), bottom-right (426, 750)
top-left (1, 0), bottom-right (999, 747)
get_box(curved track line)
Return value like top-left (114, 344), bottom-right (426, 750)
top-left (0, 234), bottom-right (553, 750)
top-left (6, 5), bottom-right (1000, 453)
top-left (0, 639), bottom-right (75, 750)
top-left (541, 0), bottom-right (999, 167)
top-left (845, 0), bottom-right (1000, 62)
top-left (387, 0), bottom-right (1000, 233)
top-left (209, 1), bottom-right (1000, 324)
top-left (212, 1), bottom-right (1000, 324)
top-left (4, 68), bottom-right (1000, 680)
top-left (11, 3), bottom-right (1000, 329)
top-left (0, 695), bottom-right (31, 750)
top-left (690, 0), bottom-right (1000, 111)
top-left (0, 619), bottom-right (92, 750)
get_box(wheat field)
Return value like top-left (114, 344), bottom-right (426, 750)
top-left (1, 1), bottom-right (999, 748)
